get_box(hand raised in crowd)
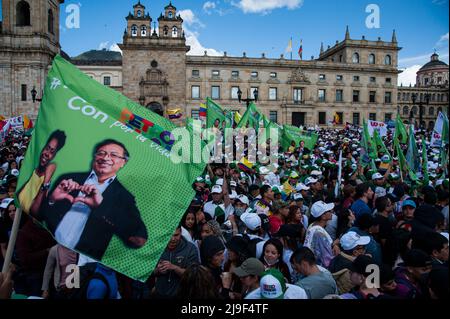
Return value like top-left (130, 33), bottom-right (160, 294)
top-left (73, 184), bottom-right (103, 208)
top-left (0, 264), bottom-right (16, 300)
top-left (50, 179), bottom-right (81, 203)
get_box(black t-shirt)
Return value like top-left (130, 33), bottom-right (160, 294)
top-left (0, 219), bottom-right (11, 244)
top-left (375, 214), bottom-right (394, 241)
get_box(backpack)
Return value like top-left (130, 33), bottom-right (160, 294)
top-left (67, 263), bottom-right (111, 299)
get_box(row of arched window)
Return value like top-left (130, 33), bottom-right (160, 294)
top-left (399, 92), bottom-right (448, 102)
top-left (351, 53), bottom-right (392, 65)
top-left (131, 25), bottom-right (179, 37)
top-left (402, 106), bottom-right (443, 116)
top-left (16, 1), bottom-right (55, 34)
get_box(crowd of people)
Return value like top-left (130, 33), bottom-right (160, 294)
top-left (0, 123), bottom-right (448, 300)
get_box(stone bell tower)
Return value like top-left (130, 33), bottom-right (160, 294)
top-left (119, 1), bottom-right (189, 119)
top-left (0, 0), bottom-right (65, 118)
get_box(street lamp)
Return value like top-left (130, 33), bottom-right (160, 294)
top-left (237, 87), bottom-right (258, 107)
top-left (31, 86), bottom-right (42, 103)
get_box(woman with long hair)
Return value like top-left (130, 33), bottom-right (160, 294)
top-left (259, 238), bottom-right (291, 283)
top-left (176, 264), bottom-right (220, 299)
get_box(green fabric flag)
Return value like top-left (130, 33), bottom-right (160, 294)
top-left (406, 125), bottom-right (420, 172)
top-left (15, 55), bottom-right (206, 282)
top-left (422, 138), bottom-right (429, 186)
top-left (237, 102), bottom-right (265, 129)
top-left (363, 119), bottom-right (377, 159)
top-left (206, 97), bottom-right (227, 129)
top-left (281, 125), bottom-right (318, 151)
top-left (373, 129), bottom-right (392, 161)
top-left (394, 114), bottom-right (408, 144)
top-left (395, 137), bottom-right (418, 182)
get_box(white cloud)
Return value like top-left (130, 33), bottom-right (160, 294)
top-left (436, 32), bottom-right (449, 48)
top-left (233, 0), bottom-right (303, 14)
top-left (399, 52), bottom-right (449, 67)
top-left (179, 9), bottom-right (204, 28)
top-left (398, 65), bottom-right (421, 86)
top-left (203, 1), bottom-right (216, 14)
top-left (109, 43), bottom-right (122, 54)
top-left (98, 41), bottom-right (109, 50)
top-left (185, 29), bottom-right (222, 56)
top-left (432, 0), bottom-right (448, 5)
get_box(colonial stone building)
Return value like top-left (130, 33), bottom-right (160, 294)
top-left (1, 0), bottom-right (448, 128)
top-left (0, 0), bottom-right (64, 118)
top-left (397, 53), bottom-right (449, 129)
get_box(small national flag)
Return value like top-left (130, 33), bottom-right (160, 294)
top-left (298, 39), bottom-right (303, 60)
top-left (167, 108), bottom-right (182, 119)
top-left (199, 103), bottom-right (207, 119)
top-left (285, 38), bottom-right (293, 54)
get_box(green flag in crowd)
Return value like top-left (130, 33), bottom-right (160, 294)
top-left (373, 129), bottom-right (392, 161)
top-left (15, 55), bottom-right (206, 282)
top-left (422, 138), bottom-right (430, 186)
top-left (363, 119), bottom-right (377, 159)
top-left (406, 124), bottom-right (420, 172)
top-left (281, 125), bottom-right (318, 151)
top-left (394, 114), bottom-right (408, 144)
top-left (237, 102), bottom-right (265, 129)
top-left (206, 97), bottom-right (227, 129)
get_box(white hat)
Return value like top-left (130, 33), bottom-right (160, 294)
top-left (293, 193), bottom-right (304, 201)
top-left (240, 210), bottom-right (261, 231)
top-left (215, 178), bottom-right (224, 186)
top-left (236, 194), bottom-right (249, 206)
top-left (310, 170), bottom-right (322, 177)
top-left (230, 181), bottom-right (237, 187)
top-left (211, 185), bottom-right (223, 194)
top-left (305, 177), bottom-right (318, 186)
top-left (259, 166), bottom-right (270, 175)
top-left (372, 173), bottom-right (384, 180)
top-left (310, 201), bottom-right (335, 218)
top-left (340, 231), bottom-right (370, 251)
top-left (436, 179), bottom-right (444, 186)
top-left (9, 169), bottom-right (20, 177)
top-left (375, 186), bottom-right (386, 197)
top-left (0, 198), bottom-right (14, 209)
top-left (295, 183), bottom-right (310, 192)
top-left (229, 190), bottom-right (238, 199)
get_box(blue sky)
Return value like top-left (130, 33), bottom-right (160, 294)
top-left (2, 0), bottom-right (448, 85)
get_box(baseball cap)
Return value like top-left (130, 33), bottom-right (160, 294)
top-left (229, 190), bottom-right (238, 199)
top-left (259, 166), bottom-right (270, 175)
top-left (372, 172), bottom-right (384, 180)
top-left (211, 185), bottom-right (223, 194)
top-left (290, 171), bottom-right (299, 179)
top-left (305, 177), bottom-right (318, 186)
top-left (230, 180), bottom-right (237, 187)
top-left (233, 258), bottom-right (265, 277)
top-left (295, 183), bottom-right (310, 192)
top-left (236, 194), bottom-right (249, 206)
top-left (293, 193), bottom-right (304, 201)
top-left (215, 178), bottom-right (224, 186)
top-left (0, 198), bottom-right (14, 209)
top-left (240, 210), bottom-right (261, 231)
top-left (310, 170), bottom-right (322, 177)
top-left (310, 201), bottom-right (334, 218)
top-left (402, 199), bottom-right (417, 209)
top-left (381, 155), bottom-right (391, 163)
top-left (403, 249), bottom-right (432, 268)
top-left (272, 200), bottom-right (289, 212)
top-left (340, 231), bottom-right (370, 251)
top-left (260, 269), bottom-right (287, 299)
top-left (195, 176), bottom-right (205, 183)
top-left (375, 186), bottom-right (387, 197)
top-left (349, 255), bottom-right (376, 276)
top-left (10, 169), bottom-right (20, 177)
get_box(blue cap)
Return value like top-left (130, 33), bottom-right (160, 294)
top-left (402, 199), bottom-right (416, 209)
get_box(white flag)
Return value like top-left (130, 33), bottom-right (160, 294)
top-left (367, 120), bottom-right (388, 137)
top-left (431, 112), bottom-right (445, 148)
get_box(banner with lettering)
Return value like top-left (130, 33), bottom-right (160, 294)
top-left (367, 120), bottom-right (388, 137)
top-left (15, 55), bottom-right (206, 281)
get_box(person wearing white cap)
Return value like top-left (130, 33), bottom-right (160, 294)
top-left (203, 175), bottom-right (233, 223)
top-left (304, 201), bottom-right (335, 267)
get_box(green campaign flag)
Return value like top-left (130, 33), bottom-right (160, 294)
top-left (363, 119), bottom-right (377, 159)
top-left (394, 114), bottom-right (408, 144)
top-left (406, 125), bottom-right (420, 172)
top-left (206, 97), bottom-right (227, 129)
top-left (15, 55), bottom-right (206, 281)
top-left (422, 138), bottom-right (429, 186)
top-left (395, 136), bottom-right (418, 182)
top-left (237, 102), bottom-right (264, 129)
top-left (281, 125), bottom-right (318, 151)
top-left (373, 129), bottom-right (392, 161)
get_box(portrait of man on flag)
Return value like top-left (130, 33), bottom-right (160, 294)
top-left (36, 138), bottom-right (148, 261)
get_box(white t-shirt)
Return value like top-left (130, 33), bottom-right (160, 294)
top-left (203, 201), bottom-right (233, 220)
